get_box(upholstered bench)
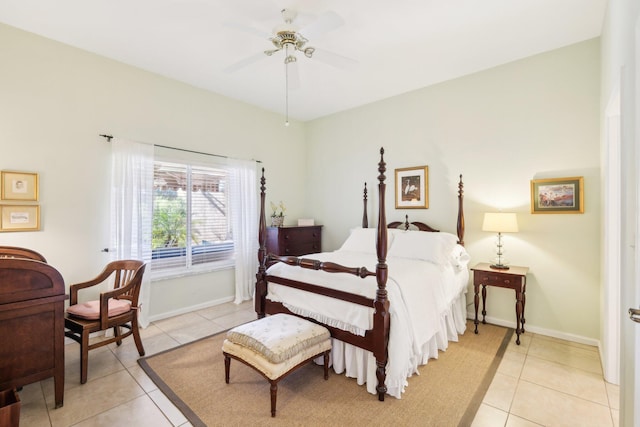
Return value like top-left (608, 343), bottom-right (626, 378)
top-left (222, 313), bottom-right (331, 417)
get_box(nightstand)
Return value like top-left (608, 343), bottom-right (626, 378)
top-left (471, 262), bottom-right (529, 345)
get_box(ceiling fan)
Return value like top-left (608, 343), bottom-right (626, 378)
top-left (224, 8), bottom-right (355, 126)
top-left (223, 8), bottom-right (356, 75)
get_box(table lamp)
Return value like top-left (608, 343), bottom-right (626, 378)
top-left (482, 212), bottom-right (519, 270)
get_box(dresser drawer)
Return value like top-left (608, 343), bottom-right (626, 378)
top-left (280, 239), bottom-right (321, 256)
top-left (474, 272), bottom-right (520, 289)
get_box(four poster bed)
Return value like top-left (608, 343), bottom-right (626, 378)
top-left (254, 148), bottom-right (469, 400)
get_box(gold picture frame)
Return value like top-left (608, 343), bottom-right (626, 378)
top-left (1, 171), bottom-right (39, 201)
top-left (395, 166), bottom-right (429, 209)
top-left (0, 205), bottom-right (41, 232)
top-left (530, 176), bottom-right (584, 214)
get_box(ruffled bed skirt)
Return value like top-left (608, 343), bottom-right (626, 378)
top-left (324, 289), bottom-right (468, 399)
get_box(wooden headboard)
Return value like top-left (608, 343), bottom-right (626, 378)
top-left (362, 174), bottom-right (465, 246)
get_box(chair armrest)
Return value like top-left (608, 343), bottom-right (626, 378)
top-left (69, 279), bottom-right (100, 305)
top-left (68, 267), bottom-right (121, 305)
top-left (98, 280), bottom-right (137, 329)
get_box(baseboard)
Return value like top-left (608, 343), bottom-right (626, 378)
top-left (147, 295), bottom-right (235, 324)
top-left (466, 311), bottom-right (600, 348)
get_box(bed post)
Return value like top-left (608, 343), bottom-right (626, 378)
top-left (456, 174), bottom-right (465, 246)
top-left (374, 147), bottom-right (390, 401)
top-left (255, 168), bottom-right (267, 318)
top-left (362, 183), bottom-right (368, 228)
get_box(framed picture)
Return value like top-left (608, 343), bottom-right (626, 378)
top-left (531, 176), bottom-right (584, 214)
top-left (395, 166), bottom-right (428, 209)
top-left (1, 171), bottom-right (39, 201)
top-left (0, 205), bottom-right (41, 232)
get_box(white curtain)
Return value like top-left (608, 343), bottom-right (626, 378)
top-left (229, 158), bottom-right (258, 304)
top-left (110, 138), bottom-right (154, 327)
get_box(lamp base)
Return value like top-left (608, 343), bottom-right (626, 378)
top-left (490, 263), bottom-right (510, 270)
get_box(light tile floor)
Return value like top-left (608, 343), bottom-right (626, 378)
top-left (472, 332), bottom-right (620, 427)
top-left (17, 302), bottom-right (619, 427)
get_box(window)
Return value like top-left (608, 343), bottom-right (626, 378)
top-left (152, 160), bottom-right (234, 274)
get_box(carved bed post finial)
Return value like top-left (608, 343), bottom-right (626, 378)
top-left (374, 147), bottom-right (389, 401)
top-left (457, 174), bottom-right (465, 246)
top-left (362, 182), bottom-right (368, 228)
top-left (403, 214), bottom-right (410, 231)
top-left (255, 168), bottom-right (267, 318)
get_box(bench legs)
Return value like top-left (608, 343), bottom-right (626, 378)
top-left (270, 383), bottom-right (277, 417)
top-left (224, 350), bottom-right (330, 417)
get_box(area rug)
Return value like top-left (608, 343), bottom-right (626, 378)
top-left (139, 321), bottom-right (512, 427)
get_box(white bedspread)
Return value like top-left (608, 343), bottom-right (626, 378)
top-left (265, 249), bottom-right (469, 398)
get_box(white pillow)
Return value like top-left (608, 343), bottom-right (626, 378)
top-left (450, 244), bottom-right (471, 270)
top-left (387, 230), bottom-right (458, 265)
top-left (339, 227), bottom-right (394, 254)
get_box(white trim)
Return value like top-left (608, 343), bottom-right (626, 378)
top-left (150, 260), bottom-right (234, 281)
top-left (146, 295), bottom-right (236, 324)
top-left (603, 83), bottom-right (622, 385)
top-left (466, 312), bottom-right (600, 347)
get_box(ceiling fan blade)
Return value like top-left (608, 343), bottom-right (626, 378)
top-left (222, 21), bottom-right (271, 39)
top-left (229, 0), bottom-right (279, 19)
top-left (312, 48), bottom-right (358, 70)
top-left (223, 52), bottom-right (268, 73)
top-left (299, 10), bottom-right (344, 40)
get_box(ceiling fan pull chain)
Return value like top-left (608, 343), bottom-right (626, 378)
top-left (285, 45), bottom-right (290, 127)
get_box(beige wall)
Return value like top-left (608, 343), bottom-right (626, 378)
top-left (305, 39), bottom-right (601, 342)
top-left (0, 23), bottom-right (308, 320)
top-left (0, 22), bottom-right (602, 342)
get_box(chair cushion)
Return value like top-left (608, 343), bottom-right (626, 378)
top-left (67, 299), bottom-right (131, 320)
top-left (225, 313), bottom-right (330, 364)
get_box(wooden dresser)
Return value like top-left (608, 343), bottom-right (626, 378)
top-left (0, 258), bottom-right (67, 408)
top-left (266, 225), bottom-right (322, 256)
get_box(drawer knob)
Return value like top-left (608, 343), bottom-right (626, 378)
top-left (503, 279), bottom-right (510, 284)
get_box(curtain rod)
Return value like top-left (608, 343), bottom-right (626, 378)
top-left (99, 134), bottom-right (261, 163)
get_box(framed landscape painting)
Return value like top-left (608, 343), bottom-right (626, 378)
top-left (530, 176), bottom-right (584, 214)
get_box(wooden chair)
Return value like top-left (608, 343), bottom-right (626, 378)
top-left (0, 245), bottom-right (47, 262)
top-left (64, 260), bottom-right (146, 384)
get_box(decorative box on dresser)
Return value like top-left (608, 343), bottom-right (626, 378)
top-left (266, 225), bottom-right (322, 256)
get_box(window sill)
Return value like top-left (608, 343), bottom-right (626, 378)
top-left (150, 259), bottom-right (235, 281)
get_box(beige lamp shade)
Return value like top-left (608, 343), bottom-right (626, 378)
top-left (482, 212), bottom-right (519, 233)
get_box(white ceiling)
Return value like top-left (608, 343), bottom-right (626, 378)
top-left (0, 0), bottom-right (607, 122)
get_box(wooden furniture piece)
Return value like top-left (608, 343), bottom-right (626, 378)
top-left (0, 388), bottom-right (20, 427)
top-left (265, 225), bottom-right (322, 256)
top-left (471, 262), bottom-right (529, 345)
top-left (64, 260), bottom-right (146, 384)
top-left (255, 148), bottom-right (466, 401)
top-left (0, 245), bottom-right (47, 262)
top-left (0, 257), bottom-right (67, 408)
top-left (223, 313), bottom-right (331, 417)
